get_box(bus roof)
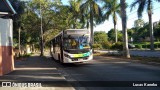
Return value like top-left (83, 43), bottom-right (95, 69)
top-left (51, 29), bottom-right (89, 41)
top-left (64, 29), bottom-right (90, 35)
top-left (65, 29), bottom-right (88, 31)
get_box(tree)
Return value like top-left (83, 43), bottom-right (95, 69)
top-left (29, 0), bottom-right (69, 56)
top-left (131, 0), bottom-right (160, 50)
top-left (80, 0), bottom-right (103, 47)
top-left (24, 0), bottom-right (76, 44)
top-left (127, 28), bottom-right (135, 42)
top-left (134, 19), bottom-right (145, 28)
top-left (154, 22), bottom-right (160, 41)
top-left (68, 0), bottom-right (82, 28)
top-left (120, 0), bottom-right (130, 58)
top-left (103, 0), bottom-right (120, 43)
top-left (30, 0), bottom-right (56, 56)
top-left (131, 23), bottom-right (151, 42)
top-left (94, 31), bottom-right (108, 44)
top-left (94, 31), bottom-right (111, 49)
top-left (21, 9), bottom-right (40, 47)
top-left (108, 29), bottom-right (123, 42)
top-left (10, 0), bottom-right (26, 55)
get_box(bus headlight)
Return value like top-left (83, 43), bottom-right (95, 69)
top-left (64, 54), bottom-right (71, 58)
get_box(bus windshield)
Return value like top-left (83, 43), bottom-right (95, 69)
top-left (63, 35), bottom-right (90, 50)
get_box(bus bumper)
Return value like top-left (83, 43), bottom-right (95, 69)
top-left (63, 55), bottom-right (93, 63)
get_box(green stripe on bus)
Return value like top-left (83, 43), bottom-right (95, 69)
top-left (72, 52), bottom-right (90, 58)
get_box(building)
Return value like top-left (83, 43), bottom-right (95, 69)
top-left (0, 0), bottom-right (16, 76)
top-left (153, 20), bottom-right (160, 28)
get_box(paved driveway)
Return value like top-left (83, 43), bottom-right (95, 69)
top-left (95, 50), bottom-right (160, 58)
top-left (130, 50), bottom-right (160, 57)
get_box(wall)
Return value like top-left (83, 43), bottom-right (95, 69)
top-left (0, 18), bottom-right (14, 76)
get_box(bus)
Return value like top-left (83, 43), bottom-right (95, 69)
top-left (50, 29), bottom-right (93, 63)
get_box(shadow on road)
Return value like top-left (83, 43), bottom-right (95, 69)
top-left (50, 57), bottom-right (94, 68)
top-left (0, 55), bottom-right (66, 82)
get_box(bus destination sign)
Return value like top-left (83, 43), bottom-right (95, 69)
top-left (66, 30), bottom-right (89, 35)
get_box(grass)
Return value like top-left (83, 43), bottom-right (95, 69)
top-left (133, 42), bottom-right (160, 45)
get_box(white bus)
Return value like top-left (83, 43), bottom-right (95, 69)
top-left (50, 29), bottom-right (93, 63)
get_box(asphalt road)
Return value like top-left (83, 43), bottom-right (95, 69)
top-left (95, 50), bottom-right (160, 57)
top-left (130, 50), bottom-right (160, 57)
top-left (48, 55), bottom-right (160, 90)
top-left (1, 52), bottom-right (160, 90)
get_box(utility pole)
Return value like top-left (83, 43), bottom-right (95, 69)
top-left (40, 2), bottom-right (44, 56)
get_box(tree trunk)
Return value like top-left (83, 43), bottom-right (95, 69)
top-left (113, 12), bottom-right (118, 43)
top-left (114, 23), bottom-right (118, 43)
top-left (120, 0), bottom-right (130, 58)
top-left (40, 36), bottom-right (44, 56)
top-left (90, 2), bottom-right (94, 53)
top-left (18, 28), bottom-right (21, 56)
top-left (40, 2), bottom-right (44, 56)
top-left (73, 17), bottom-right (76, 29)
top-left (148, 10), bottom-right (154, 50)
top-left (32, 44), bottom-right (35, 53)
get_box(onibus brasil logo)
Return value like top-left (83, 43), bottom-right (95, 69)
top-left (1, 82), bottom-right (42, 87)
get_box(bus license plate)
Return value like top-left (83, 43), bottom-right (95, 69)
top-left (79, 59), bottom-right (83, 61)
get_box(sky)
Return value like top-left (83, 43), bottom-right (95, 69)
top-left (61, 0), bottom-right (160, 33)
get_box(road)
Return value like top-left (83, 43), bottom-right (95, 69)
top-left (0, 52), bottom-right (160, 90)
top-left (95, 50), bottom-right (160, 57)
top-left (47, 55), bottom-right (160, 90)
top-left (130, 50), bottom-right (160, 57)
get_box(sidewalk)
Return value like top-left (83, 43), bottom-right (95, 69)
top-left (0, 53), bottom-right (75, 90)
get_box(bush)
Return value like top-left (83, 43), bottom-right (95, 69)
top-left (154, 43), bottom-right (160, 48)
top-left (92, 44), bottom-right (102, 49)
top-left (142, 44), bottom-right (146, 48)
top-left (101, 41), bottom-right (112, 49)
top-left (135, 44), bottom-right (142, 49)
top-left (111, 42), bottom-right (123, 51)
top-left (147, 44), bottom-right (150, 48)
top-left (158, 44), bottom-right (160, 48)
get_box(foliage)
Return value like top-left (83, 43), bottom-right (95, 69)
top-left (111, 42), bottom-right (123, 51)
top-left (107, 29), bottom-right (122, 42)
top-left (103, 0), bottom-right (121, 42)
top-left (68, 0), bottom-right (83, 28)
top-left (154, 22), bottom-right (160, 41)
top-left (101, 41), bottom-right (112, 49)
top-left (10, 0), bottom-right (160, 52)
top-left (130, 0), bottom-right (160, 50)
top-left (80, 0), bottom-right (103, 44)
top-left (127, 28), bottom-right (134, 40)
top-left (135, 44), bottom-right (142, 49)
top-left (94, 31), bottom-right (108, 44)
top-left (10, 0), bottom-right (26, 45)
top-left (18, 0), bottom-right (77, 46)
top-left (134, 19), bottom-right (145, 28)
top-left (131, 23), bottom-right (150, 42)
top-left (128, 20), bottom-right (160, 43)
top-left (133, 42), bottom-right (160, 49)
top-left (92, 44), bottom-right (102, 49)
